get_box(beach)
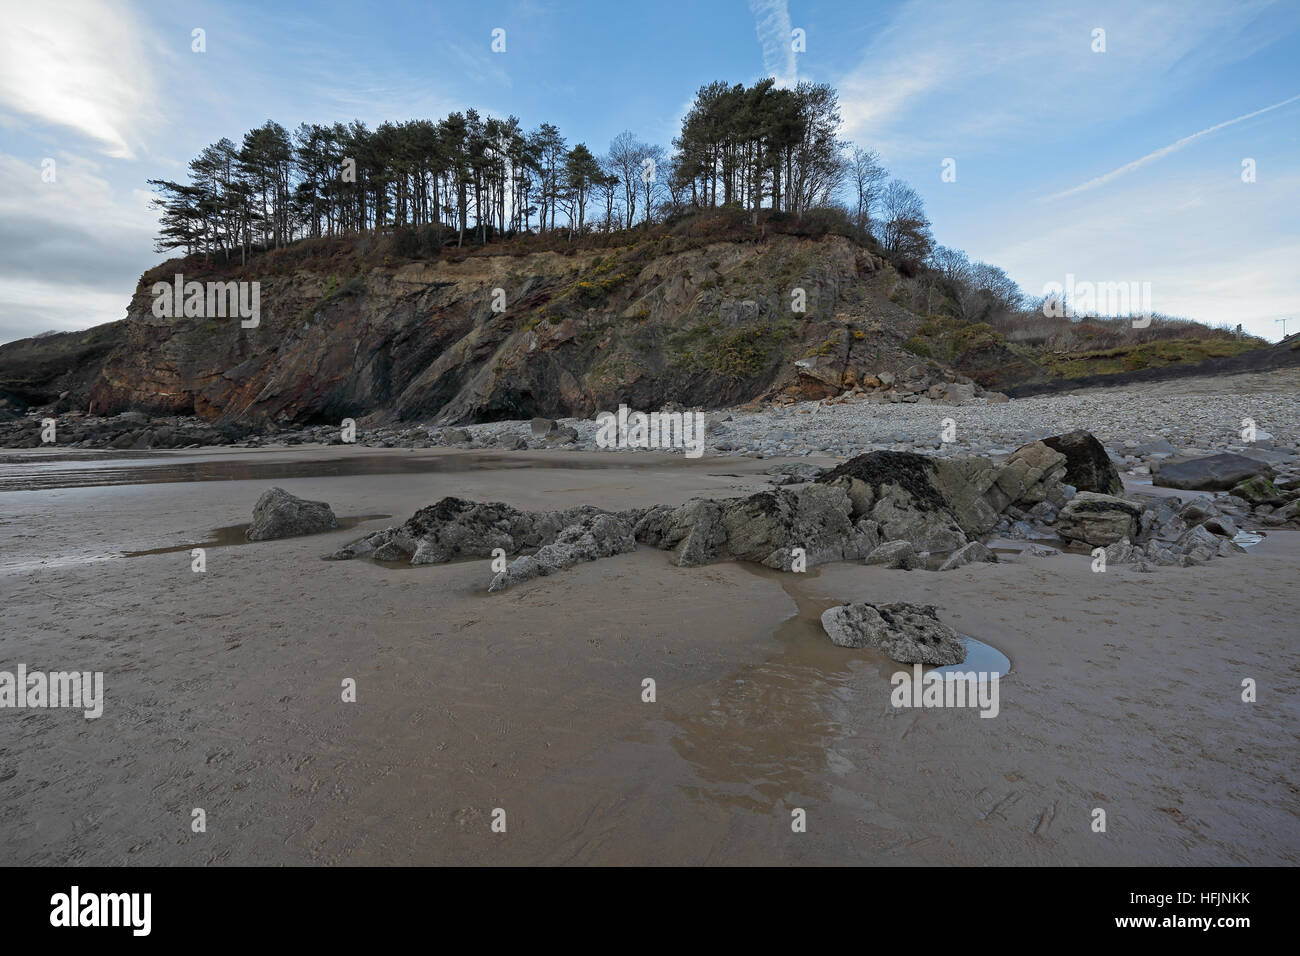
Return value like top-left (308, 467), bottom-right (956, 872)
top-left (2, 442), bottom-right (1296, 865)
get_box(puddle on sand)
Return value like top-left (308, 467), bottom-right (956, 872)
top-left (0, 452), bottom-right (660, 493)
top-left (657, 561), bottom-right (1012, 814)
top-left (931, 637), bottom-right (1011, 679)
top-left (121, 514), bottom-right (390, 557)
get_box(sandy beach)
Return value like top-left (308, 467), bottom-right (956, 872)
top-left (2, 444), bottom-right (1295, 865)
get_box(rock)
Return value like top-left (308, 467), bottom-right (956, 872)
top-left (324, 497), bottom-right (618, 564)
top-left (1103, 537), bottom-right (1137, 565)
top-left (488, 513), bottom-right (636, 591)
top-left (937, 541), bottom-right (996, 571)
top-left (530, 417), bottom-right (558, 437)
top-left (985, 392), bottom-right (1010, 404)
top-left (1153, 453), bottom-right (1274, 491)
top-left (1041, 430), bottom-right (1124, 495)
top-left (864, 539), bottom-right (920, 569)
top-left (1176, 524), bottom-right (1222, 555)
top-left (246, 487), bottom-right (338, 541)
top-left (764, 462), bottom-right (824, 484)
top-left (633, 484), bottom-right (878, 570)
top-left (1201, 515), bottom-right (1239, 538)
top-left (1229, 474), bottom-right (1282, 504)
top-left (441, 427), bottom-right (472, 444)
top-left (1056, 492), bottom-right (1143, 547)
top-left (820, 602), bottom-right (965, 665)
top-left (547, 425), bottom-right (579, 444)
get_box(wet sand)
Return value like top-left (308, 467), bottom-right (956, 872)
top-left (1, 445), bottom-right (1296, 865)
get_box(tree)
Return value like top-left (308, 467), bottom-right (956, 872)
top-left (848, 147), bottom-right (888, 236)
top-left (563, 144), bottom-right (602, 236)
top-left (608, 131), bottom-right (648, 229)
top-left (879, 179), bottom-right (933, 261)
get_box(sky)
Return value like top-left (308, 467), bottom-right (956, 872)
top-left (1, 0), bottom-right (1297, 343)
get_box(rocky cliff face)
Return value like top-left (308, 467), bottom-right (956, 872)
top-left (0, 233), bottom-right (1012, 426)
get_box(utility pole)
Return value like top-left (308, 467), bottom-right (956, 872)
top-left (1277, 317), bottom-right (1292, 338)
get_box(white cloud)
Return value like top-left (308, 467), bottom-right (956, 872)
top-left (0, 0), bottom-right (159, 159)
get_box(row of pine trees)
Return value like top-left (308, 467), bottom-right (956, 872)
top-left (149, 80), bottom-right (927, 262)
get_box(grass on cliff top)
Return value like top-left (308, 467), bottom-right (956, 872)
top-left (1039, 337), bottom-right (1260, 377)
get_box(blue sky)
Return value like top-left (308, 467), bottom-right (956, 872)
top-left (1, 0), bottom-right (1297, 343)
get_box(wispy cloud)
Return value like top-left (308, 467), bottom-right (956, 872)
top-left (1044, 93), bottom-right (1300, 200)
top-left (748, 0), bottom-right (797, 87)
top-left (0, 0), bottom-right (158, 159)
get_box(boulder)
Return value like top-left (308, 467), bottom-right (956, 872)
top-left (530, 418), bottom-right (558, 437)
top-left (820, 602), bottom-right (965, 665)
top-left (1229, 474), bottom-right (1282, 505)
top-left (634, 484), bottom-right (878, 569)
top-left (1153, 453), bottom-right (1274, 491)
top-left (1041, 430), bottom-right (1123, 495)
top-left (1056, 492), bottom-right (1142, 547)
top-left (246, 487), bottom-right (338, 541)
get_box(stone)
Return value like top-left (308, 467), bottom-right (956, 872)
top-left (530, 417), bottom-right (558, 437)
top-left (864, 539), bottom-right (920, 569)
top-left (1041, 430), bottom-right (1124, 495)
top-left (488, 513), bottom-right (636, 591)
top-left (937, 541), bottom-right (997, 571)
top-left (1229, 474), bottom-right (1282, 504)
top-left (820, 602), bottom-right (965, 665)
top-left (246, 487), bottom-right (338, 541)
top-left (1056, 492), bottom-right (1143, 547)
top-left (1153, 453), bottom-right (1274, 491)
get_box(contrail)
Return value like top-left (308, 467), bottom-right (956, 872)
top-left (1044, 92), bottom-right (1300, 200)
top-left (748, 0), bottom-right (797, 87)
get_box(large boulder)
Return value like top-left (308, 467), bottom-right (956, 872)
top-left (633, 484), bottom-right (879, 570)
top-left (246, 487), bottom-right (338, 541)
top-left (817, 451), bottom-right (969, 548)
top-left (820, 602), bottom-right (966, 665)
top-left (1056, 492), bottom-right (1142, 547)
top-left (1153, 453), bottom-right (1274, 491)
top-left (1041, 430), bottom-right (1123, 495)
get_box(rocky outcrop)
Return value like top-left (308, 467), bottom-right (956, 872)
top-left (820, 602), bottom-right (965, 664)
top-left (323, 496), bottom-right (625, 564)
top-left (488, 512), bottom-right (637, 591)
top-left (0, 233), bottom-right (939, 431)
top-left (633, 484), bottom-right (879, 570)
top-left (246, 487), bottom-right (338, 541)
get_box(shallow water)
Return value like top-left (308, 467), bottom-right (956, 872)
top-left (121, 514), bottom-right (392, 557)
top-left (0, 450), bottom-right (656, 492)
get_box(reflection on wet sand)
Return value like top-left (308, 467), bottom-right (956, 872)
top-left (0, 451), bottom-right (661, 493)
top-left (663, 564), bottom-right (896, 813)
